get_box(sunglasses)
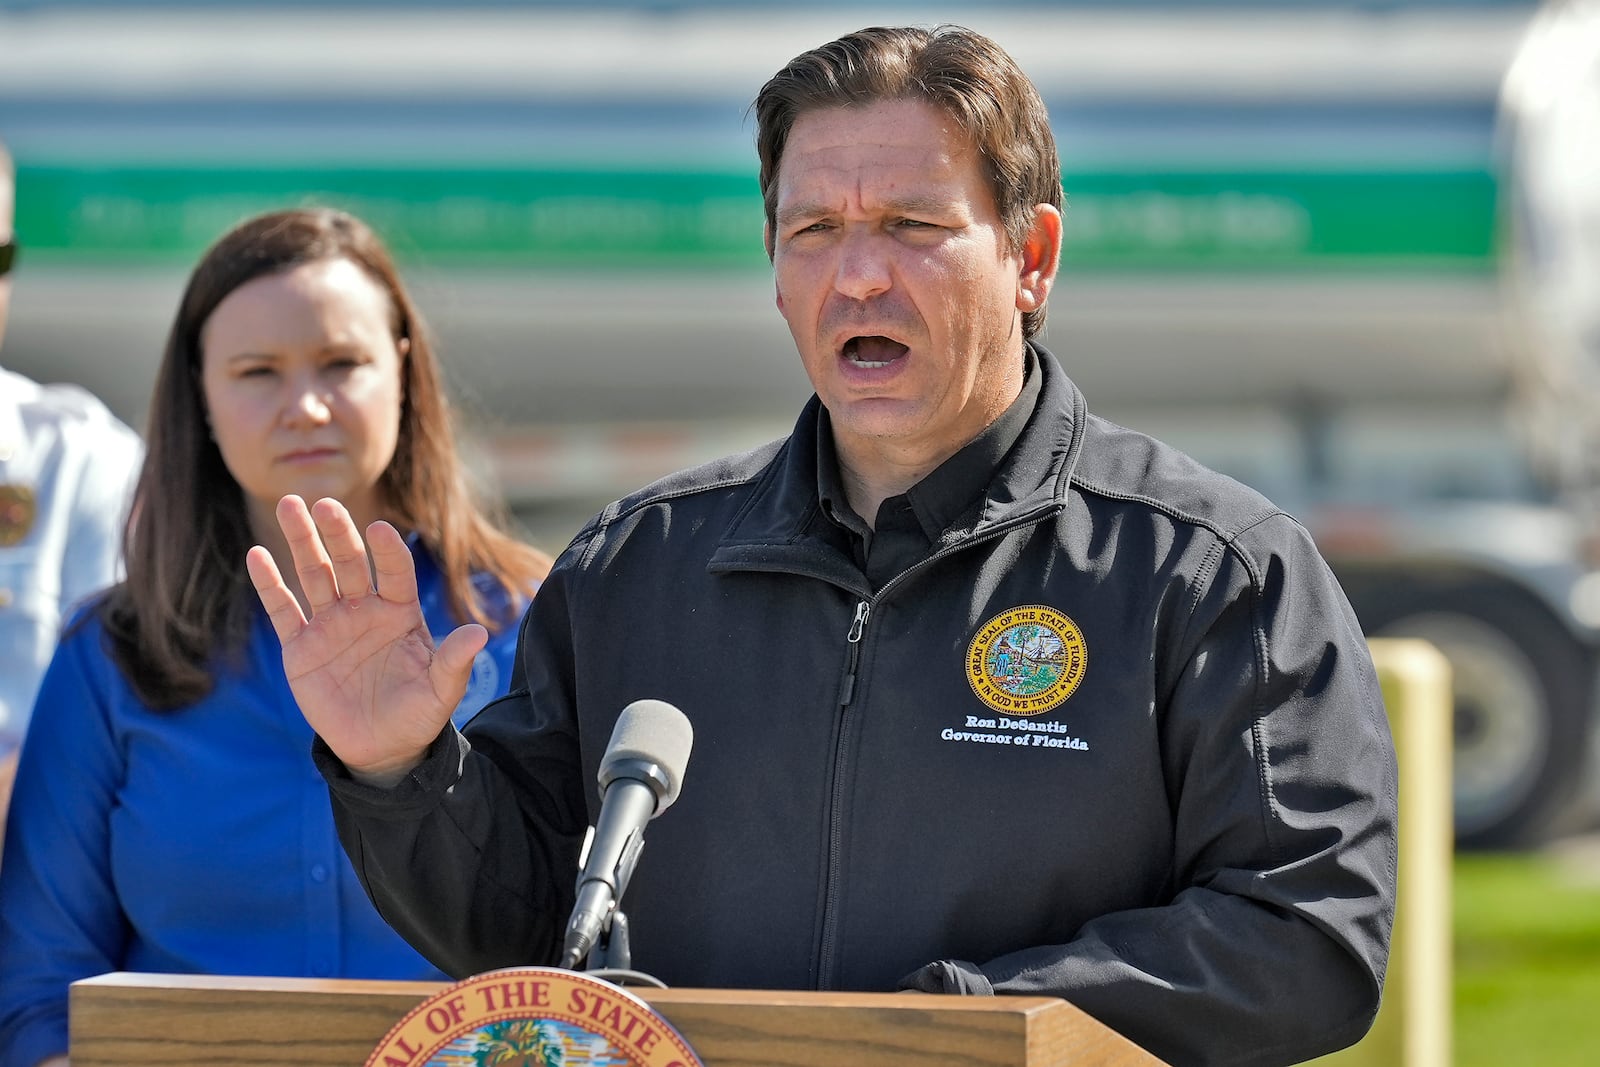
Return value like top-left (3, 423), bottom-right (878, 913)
top-left (0, 238), bottom-right (15, 277)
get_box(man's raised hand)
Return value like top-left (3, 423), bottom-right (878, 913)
top-left (245, 495), bottom-right (487, 786)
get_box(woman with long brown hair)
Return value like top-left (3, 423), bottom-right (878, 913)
top-left (0, 207), bottom-right (550, 1067)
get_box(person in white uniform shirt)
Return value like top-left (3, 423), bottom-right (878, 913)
top-left (0, 141), bottom-right (142, 828)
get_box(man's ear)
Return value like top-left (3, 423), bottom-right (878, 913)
top-left (1016, 203), bottom-right (1063, 315)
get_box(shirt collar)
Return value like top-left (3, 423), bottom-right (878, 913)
top-left (815, 344), bottom-right (1042, 540)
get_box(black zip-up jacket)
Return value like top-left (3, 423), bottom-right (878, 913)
top-left (322, 345), bottom-right (1398, 1067)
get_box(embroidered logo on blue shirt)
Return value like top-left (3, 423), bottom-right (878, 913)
top-left (452, 649), bottom-right (501, 726)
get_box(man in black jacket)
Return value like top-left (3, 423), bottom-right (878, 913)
top-left (249, 25), bottom-right (1397, 1067)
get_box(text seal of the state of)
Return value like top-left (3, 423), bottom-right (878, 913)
top-left (364, 966), bottom-right (705, 1067)
top-left (966, 604), bottom-right (1087, 716)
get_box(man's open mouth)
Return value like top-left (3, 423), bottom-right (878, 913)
top-left (842, 335), bottom-right (910, 369)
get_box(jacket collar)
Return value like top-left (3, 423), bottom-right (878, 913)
top-left (709, 342), bottom-right (1087, 581)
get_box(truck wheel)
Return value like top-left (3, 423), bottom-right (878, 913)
top-left (1366, 588), bottom-right (1593, 848)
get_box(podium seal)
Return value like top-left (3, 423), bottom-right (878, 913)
top-left (364, 967), bottom-right (705, 1067)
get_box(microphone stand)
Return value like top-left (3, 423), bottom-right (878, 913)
top-left (590, 909), bottom-right (632, 969)
top-left (566, 827), bottom-right (666, 987)
top-left (582, 910), bottom-right (668, 988)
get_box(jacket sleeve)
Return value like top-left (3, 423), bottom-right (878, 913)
top-left (907, 514), bottom-right (1399, 1067)
top-left (322, 551), bottom-right (590, 979)
top-left (0, 625), bottom-right (131, 1067)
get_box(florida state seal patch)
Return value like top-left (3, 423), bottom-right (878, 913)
top-left (966, 604), bottom-right (1087, 716)
top-left (364, 967), bottom-right (704, 1067)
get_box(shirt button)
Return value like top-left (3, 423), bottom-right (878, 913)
top-left (310, 864), bottom-right (329, 883)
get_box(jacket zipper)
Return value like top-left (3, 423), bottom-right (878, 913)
top-left (817, 597), bottom-right (869, 988)
top-left (837, 600), bottom-right (871, 706)
top-left (814, 509), bottom-right (1054, 988)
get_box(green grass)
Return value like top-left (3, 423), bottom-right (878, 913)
top-left (1453, 848), bottom-right (1600, 1066)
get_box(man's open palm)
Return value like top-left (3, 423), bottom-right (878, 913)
top-left (246, 495), bottom-right (487, 783)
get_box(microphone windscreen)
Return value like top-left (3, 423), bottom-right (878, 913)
top-left (600, 699), bottom-right (694, 809)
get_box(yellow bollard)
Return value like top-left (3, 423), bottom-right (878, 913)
top-left (1305, 638), bottom-right (1453, 1067)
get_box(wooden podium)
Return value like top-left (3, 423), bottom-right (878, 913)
top-left (70, 971), bottom-right (1166, 1066)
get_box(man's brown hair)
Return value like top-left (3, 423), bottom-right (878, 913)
top-left (755, 24), bottom-right (1063, 338)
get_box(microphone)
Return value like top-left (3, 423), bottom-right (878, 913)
top-left (560, 699), bottom-right (694, 970)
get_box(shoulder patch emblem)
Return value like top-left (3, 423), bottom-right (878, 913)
top-left (966, 605), bottom-right (1087, 716)
top-left (0, 485), bottom-right (37, 548)
top-left (365, 966), bottom-right (704, 1067)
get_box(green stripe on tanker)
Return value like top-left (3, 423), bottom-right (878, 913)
top-left (13, 164), bottom-right (1496, 272)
